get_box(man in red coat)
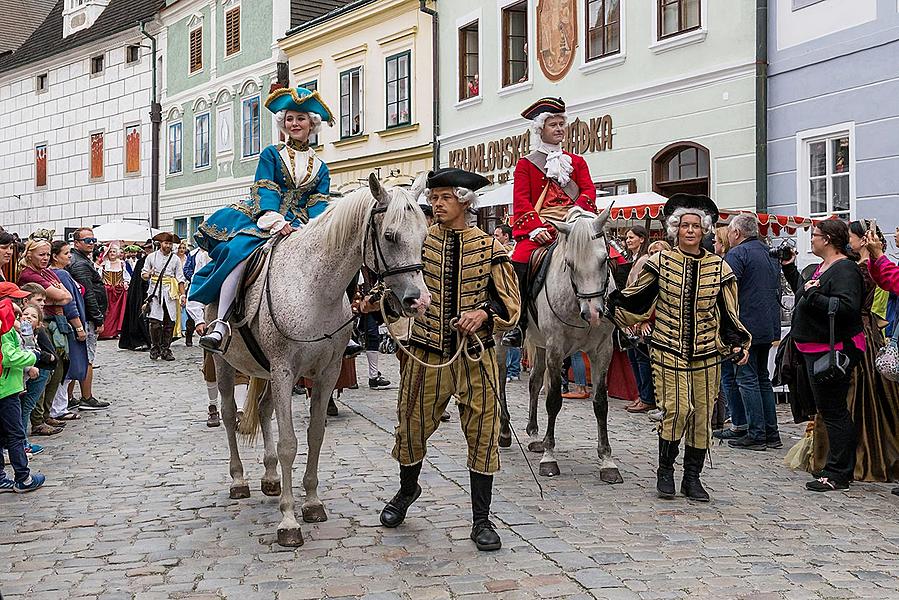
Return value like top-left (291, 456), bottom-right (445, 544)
top-left (503, 97), bottom-right (598, 347)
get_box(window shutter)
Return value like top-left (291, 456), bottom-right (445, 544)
top-left (190, 28), bottom-right (203, 72)
top-left (226, 7), bottom-right (240, 56)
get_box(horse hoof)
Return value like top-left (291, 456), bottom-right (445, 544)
top-left (229, 484), bottom-right (250, 499)
top-left (261, 480), bottom-right (281, 496)
top-left (302, 504), bottom-right (328, 523)
top-left (539, 462), bottom-right (560, 477)
top-left (527, 440), bottom-right (544, 453)
top-left (600, 468), bottom-right (624, 484)
top-left (277, 527), bottom-right (304, 547)
top-left (498, 433), bottom-right (512, 448)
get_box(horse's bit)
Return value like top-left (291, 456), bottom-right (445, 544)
top-left (363, 204), bottom-right (424, 279)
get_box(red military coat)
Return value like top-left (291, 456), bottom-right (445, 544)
top-left (509, 152), bottom-right (597, 263)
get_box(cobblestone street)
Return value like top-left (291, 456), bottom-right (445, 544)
top-left (4, 341), bottom-right (899, 600)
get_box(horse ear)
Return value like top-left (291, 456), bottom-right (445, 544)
top-left (369, 173), bottom-right (389, 205)
top-left (410, 172), bottom-right (428, 203)
top-left (547, 218), bottom-right (571, 236)
top-left (594, 204), bottom-right (613, 232)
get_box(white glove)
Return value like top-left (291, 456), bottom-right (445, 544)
top-left (257, 211), bottom-right (288, 232)
top-left (528, 227), bottom-right (549, 241)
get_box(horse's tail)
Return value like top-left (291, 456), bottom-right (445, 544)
top-left (237, 377), bottom-right (267, 445)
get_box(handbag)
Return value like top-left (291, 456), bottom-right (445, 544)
top-left (876, 313), bottom-right (899, 381)
top-left (812, 297), bottom-right (851, 385)
top-left (141, 254), bottom-right (175, 317)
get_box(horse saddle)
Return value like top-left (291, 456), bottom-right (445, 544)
top-left (229, 241), bottom-right (279, 373)
top-left (524, 242), bottom-right (558, 327)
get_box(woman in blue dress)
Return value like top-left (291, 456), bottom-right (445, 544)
top-left (191, 86), bottom-right (334, 352)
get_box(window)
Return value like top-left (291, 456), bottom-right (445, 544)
top-left (90, 54), bottom-right (104, 75)
top-left (300, 80), bottom-right (319, 146)
top-left (587, 0), bottom-right (621, 61)
top-left (241, 96), bottom-right (260, 157)
top-left (195, 113), bottom-right (211, 168)
top-left (189, 26), bottom-right (202, 73)
top-left (459, 20), bottom-right (479, 100)
top-left (174, 218), bottom-right (188, 241)
top-left (652, 142), bottom-right (709, 197)
top-left (792, 0), bottom-right (826, 9)
top-left (597, 179), bottom-right (636, 196)
top-left (225, 6), bottom-right (241, 56)
top-left (385, 53), bottom-right (411, 128)
top-left (35, 73), bottom-right (48, 93)
top-left (126, 45), bottom-right (140, 64)
top-left (35, 144), bottom-right (48, 189)
top-left (190, 216), bottom-right (204, 242)
top-left (168, 122), bottom-right (182, 174)
top-left (807, 135), bottom-right (851, 219)
top-left (658, 0), bottom-right (700, 39)
top-left (125, 125), bottom-right (141, 175)
top-left (339, 67), bottom-right (363, 138)
top-left (89, 132), bottom-right (104, 180)
top-left (502, 2), bottom-right (528, 87)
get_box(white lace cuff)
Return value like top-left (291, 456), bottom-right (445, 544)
top-left (257, 211), bottom-right (287, 232)
top-left (528, 227), bottom-right (549, 241)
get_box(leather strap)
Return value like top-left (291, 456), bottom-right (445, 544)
top-left (523, 152), bottom-right (580, 201)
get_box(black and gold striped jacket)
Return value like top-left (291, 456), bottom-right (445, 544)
top-left (409, 225), bottom-right (521, 358)
top-left (612, 248), bottom-right (751, 361)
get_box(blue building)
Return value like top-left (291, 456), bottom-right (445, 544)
top-left (767, 0), bottom-right (899, 250)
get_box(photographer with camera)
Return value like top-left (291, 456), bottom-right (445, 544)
top-left (791, 220), bottom-right (864, 492)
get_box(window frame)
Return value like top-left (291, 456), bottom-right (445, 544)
top-left (89, 131), bottom-right (105, 182)
top-left (384, 51), bottom-right (412, 129)
top-left (124, 123), bottom-right (141, 176)
top-left (189, 215), bottom-right (204, 242)
top-left (125, 44), bottom-right (141, 65)
top-left (35, 143), bottom-right (48, 190)
top-left (168, 121), bottom-right (183, 176)
top-left (299, 80), bottom-right (320, 147)
top-left (339, 66), bottom-right (364, 140)
top-left (796, 123), bottom-right (856, 225)
top-left (241, 95), bottom-right (261, 158)
top-left (456, 14), bottom-right (482, 105)
top-left (586, 0), bottom-right (622, 62)
top-left (597, 178), bottom-right (636, 196)
top-left (90, 53), bottom-right (105, 76)
top-left (35, 72), bottom-right (49, 94)
top-left (174, 218), bottom-right (188, 242)
top-left (189, 24), bottom-right (203, 75)
top-left (194, 112), bottom-right (212, 170)
top-left (651, 141), bottom-right (710, 196)
top-left (657, 0), bottom-right (701, 40)
top-left (224, 5), bottom-right (241, 58)
top-left (500, 0), bottom-right (529, 89)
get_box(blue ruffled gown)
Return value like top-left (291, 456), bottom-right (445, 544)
top-left (190, 141), bottom-right (330, 305)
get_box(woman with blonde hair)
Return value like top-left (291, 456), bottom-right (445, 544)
top-left (99, 244), bottom-right (129, 339)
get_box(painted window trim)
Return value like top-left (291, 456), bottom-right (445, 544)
top-left (339, 66), bottom-right (365, 140)
top-left (582, 0), bottom-right (626, 70)
top-left (168, 121), bottom-right (183, 176)
top-left (123, 123), bottom-right (142, 177)
top-left (497, 0), bottom-right (533, 92)
top-left (194, 112), bottom-right (212, 171)
top-left (224, 4), bottom-right (242, 59)
top-left (456, 8), bottom-right (483, 104)
top-left (650, 0), bottom-right (707, 54)
top-left (385, 50), bottom-right (412, 129)
top-left (34, 142), bottom-right (49, 190)
top-left (240, 94), bottom-right (262, 159)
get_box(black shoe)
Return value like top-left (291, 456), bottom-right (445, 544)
top-left (67, 398), bottom-right (81, 411)
top-left (501, 327), bottom-right (522, 348)
top-left (207, 405), bottom-right (221, 428)
top-left (470, 519), bottom-right (502, 551)
top-left (345, 339), bottom-right (363, 358)
top-left (806, 477), bottom-right (849, 492)
top-left (149, 347), bottom-right (160, 360)
top-left (199, 331), bottom-right (225, 354)
top-left (162, 349), bottom-right (176, 361)
top-left (327, 398), bottom-right (339, 417)
top-left (369, 374), bottom-right (391, 389)
top-left (78, 397), bottom-right (110, 411)
top-left (379, 485), bottom-right (422, 528)
top-left (712, 428), bottom-right (747, 440)
top-left (681, 446), bottom-right (710, 502)
top-left (657, 438), bottom-right (679, 499)
top-left (766, 436), bottom-right (784, 449)
top-left (728, 437), bottom-right (766, 451)
top-left (185, 337), bottom-right (193, 347)
top-left (891, 486), bottom-right (899, 496)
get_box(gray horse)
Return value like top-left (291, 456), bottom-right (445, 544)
top-left (209, 174), bottom-right (430, 547)
top-left (523, 207), bottom-right (623, 483)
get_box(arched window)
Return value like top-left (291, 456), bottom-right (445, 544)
top-left (652, 141), bottom-right (709, 197)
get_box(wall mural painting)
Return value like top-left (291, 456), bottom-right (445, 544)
top-left (536, 0), bottom-right (578, 82)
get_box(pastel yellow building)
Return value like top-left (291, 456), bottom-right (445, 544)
top-left (279, 0), bottom-right (435, 191)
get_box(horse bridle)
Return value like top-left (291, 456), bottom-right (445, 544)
top-left (563, 219), bottom-right (613, 302)
top-left (363, 203), bottom-right (424, 279)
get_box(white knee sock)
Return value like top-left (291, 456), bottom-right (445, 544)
top-left (234, 383), bottom-right (248, 412)
top-left (213, 260), bottom-right (247, 336)
top-left (367, 351), bottom-right (379, 379)
top-left (206, 382), bottom-right (218, 407)
top-left (50, 379), bottom-right (72, 418)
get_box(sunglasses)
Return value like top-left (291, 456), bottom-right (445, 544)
top-left (77, 237), bottom-right (98, 244)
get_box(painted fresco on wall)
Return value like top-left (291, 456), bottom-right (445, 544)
top-left (536, 0), bottom-right (577, 82)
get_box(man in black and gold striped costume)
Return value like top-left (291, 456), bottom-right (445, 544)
top-left (379, 168), bottom-right (520, 552)
top-left (609, 194), bottom-right (751, 502)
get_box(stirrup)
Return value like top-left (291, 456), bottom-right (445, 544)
top-left (199, 320), bottom-right (232, 355)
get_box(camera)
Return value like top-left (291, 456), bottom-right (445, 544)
top-left (768, 239), bottom-right (796, 262)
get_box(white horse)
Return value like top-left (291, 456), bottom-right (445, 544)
top-left (524, 207), bottom-right (623, 483)
top-left (209, 174), bottom-right (430, 547)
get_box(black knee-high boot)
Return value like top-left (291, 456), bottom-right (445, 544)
top-left (161, 321), bottom-right (176, 361)
top-left (502, 262), bottom-right (529, 347)
top-left (380, 462), bottom-right (422, 528)
top-left (148, 321), bottom-right (162, 360)
top-left (470, 471), bottom-right (501, 551)
top-left (681, 445), bottom-right (710, 502)
top-left (657, 437), bottom-right (680, 498)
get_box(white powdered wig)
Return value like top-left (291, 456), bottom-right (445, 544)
top-left (666, 207), bottom-right (714, 241)
top-left (531, 111), bottom-right (568, 136)
top-left (424, 187), bottom-right (479, 209)
top-left (274, 109), bottom-right (323, 138)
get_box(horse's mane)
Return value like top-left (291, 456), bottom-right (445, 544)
top-left (561, 207), bottom-right (608, 261)
top-left (302, 184), bottom-right (426, 255)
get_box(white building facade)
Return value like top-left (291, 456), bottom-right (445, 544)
top-left (0, 0), bottom-right (161, 239)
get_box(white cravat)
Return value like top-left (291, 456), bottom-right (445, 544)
top-left (537, 141), bottom-right (572, 187)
